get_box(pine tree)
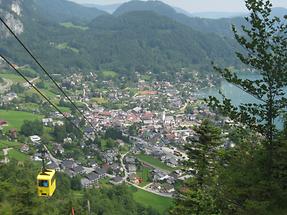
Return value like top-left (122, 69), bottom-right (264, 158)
top-left (207, 0), bottom-right (287, 174)
top-left (171, 120), bottom-right (222, 215)
top-left (186, 119), bottom-right (222, 188)
top-left (204, 1), bottom-right (287, 212)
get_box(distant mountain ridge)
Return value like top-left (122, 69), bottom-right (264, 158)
top-left (28, 0), bottom-right (107, 23)
top-left (113, 0), bottom-right (243, 37)
top-left (113, 1), bottom-right (287, 37)
top-left (113, 1), bottom-right (176, 17)
top-left (83, 3), bottom-right (121, 14)
top-left (191, 11), bottom-right (247, 19)
top-left (190, 7), bottom-right (287, 19)
top-left (0, 0), bottom-right (243, 80)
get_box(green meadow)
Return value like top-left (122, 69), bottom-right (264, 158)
top-left (0, 110), bottom-right (43, 130)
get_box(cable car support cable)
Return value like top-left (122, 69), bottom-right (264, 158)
top-left (0, 17), bottom-right (98, 134)
top-left (0, 54), bottom-right (93, 142)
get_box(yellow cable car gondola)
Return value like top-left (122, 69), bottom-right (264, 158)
top-left (37, 147), bottom-right (56, 197)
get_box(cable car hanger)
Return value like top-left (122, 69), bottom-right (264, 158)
top-left (39, 146), bottom-right (51, 176)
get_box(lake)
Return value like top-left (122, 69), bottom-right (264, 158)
top-left (198, 72), bottom-right (286, 129)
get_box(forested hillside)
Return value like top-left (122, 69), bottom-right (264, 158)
top-left (113, 0), bottom-right (244, 37)
top-left (0, 0), bottom-right (240, 80)
top-left (113, 1), bottom-right (287, 37)
top-left (23, 0), bottom-right (107, 23)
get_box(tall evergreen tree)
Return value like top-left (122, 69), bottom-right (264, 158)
top-left (171, 120), bottom-right (222, 215)
top-left (203, 1), bottom-right (287, 213)
top-left (173, 1), bottom-right (287, 214)
top-left (186, 120), bottom-right (222, 188)
top-left (207, 0), bottom-right (287, 174)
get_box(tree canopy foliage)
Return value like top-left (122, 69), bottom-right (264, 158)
top-left (207, 0), bottom-right (287, 174)
top-left (171, 120), bottom-right (222, 215)
top-left (173, 1), bottom-right (287, 214)
top-left (20, 120), bottom-right (43, 137)
top-left (0, 160), bottom-right (159, 215)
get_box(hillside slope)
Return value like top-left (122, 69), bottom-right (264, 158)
top-left (113, 1), bottom-right (287, 37)
top-left (0, 0), bottom-right (239, 79)
top-left (25, 0), bottom-right (107, 23)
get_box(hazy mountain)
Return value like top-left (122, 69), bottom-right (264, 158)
top-left (113, 0), bottom-right (242, 37)
top-left (172, 6), bottom-right (193, 17)
top-left (83, 3), bottom-right (121, 14)
top-left (271, 7), bottom-right (287, 18)
top-left (21, 0), bottom-right (107, 23)
top-left (0, 0), bottom-right (239, 80)
top-left (87, 12), bottom-right (238, 69)
top-left (114, 0), bottom-right (176, 17)
top-left (190, 7), bottom-right (286, 19)
top-left (113, 1), bottom-right (287, 38)
top-left (191, 11), bottom-right (247, 19)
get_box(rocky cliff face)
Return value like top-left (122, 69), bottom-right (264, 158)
top-left (0, 0), bottom-right (24, 38)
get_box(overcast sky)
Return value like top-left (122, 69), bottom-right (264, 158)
top-left (70, 0), bottom-right (287, 12)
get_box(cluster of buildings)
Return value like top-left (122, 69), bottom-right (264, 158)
top-left (0, 71), bottom-right (232, 196)
top-left (1, 92), bottom-right (18, 104)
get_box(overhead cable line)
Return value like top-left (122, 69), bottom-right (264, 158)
top-left (0, 54), bottom-right (93, 142)
top-left (0, 17), bottom-right (97, 133)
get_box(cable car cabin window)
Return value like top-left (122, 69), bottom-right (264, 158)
top-left (39, 180), bottom-right (49, 187)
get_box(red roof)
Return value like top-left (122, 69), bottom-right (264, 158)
top-left (142, 112), bottom-right (154, 120)
top-left (139, 91), bottom-right (158, 96)
top-left (165, 134), bottom-right (176, 140)
top-left (127, 114), bottom-right (140, 122)
top-left (101, 112), bottom-right (111, 116)
top-left (63, 112), bottom-right (71, 117)
top-left (0, 120), bottom-right (8, 126)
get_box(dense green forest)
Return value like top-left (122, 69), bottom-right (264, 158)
top-left (113, 0), bottom-right (245, 37)
top-left (0, 0), bottom-right (240, 80)
top-left (1, 0), bottom-right (286, 79)
top-left (0, 0), bottom-right (106, 23)
top-left (113, 1), bottom-right (287, 37)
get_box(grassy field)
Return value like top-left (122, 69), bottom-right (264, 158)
top-left (19, 103), bottom-right (39, 112)
top-left (99, 178), bottom-right (113, 188)
top-left (126, 88), bottom-right (139, 97)
top-left (136, 154), bottom-right (174, 172)
top-left (26, 88), bottom-right (59, 99)
top-left (72, 190), bottom-right (84, 199)
top-left (130, 187), bottom-right (174, 214)
top-left (137, 166), bottom-right (152, 187)
top-left (56, 43), bottom-right (79, 53)
top-left (0, 110), bottom-right (43, 130)
top-left (23, 89), bottom-right (71, 112)
top-left (99, 70), bottom-right (118, 79)
top-left (90, 97), bottom-right (108, 105)
top-left (57, 106), bottom-right (71, 113)
top-left (0, 72), bottom-right (25, 83)
top-left (119, 144), bottom-right (130, 154)
top-left (8, 149), bottom-right (29, 161)
top-left (60, 22), bottom-right (89, 31)
top-left (99, 139), bottom-right (115, 151)
top-left (141, 74), bottom-right (152, 81)
top-left (18, 67), bottom-right (38, 78)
